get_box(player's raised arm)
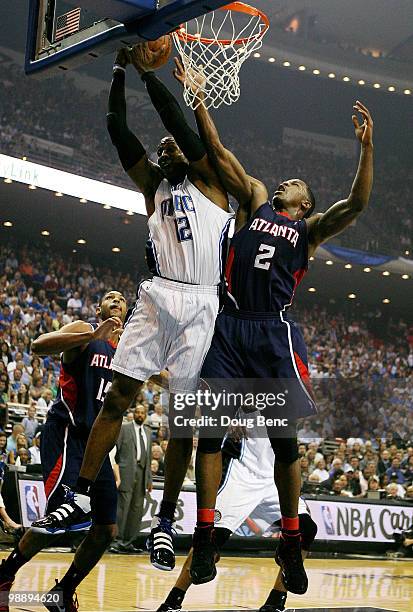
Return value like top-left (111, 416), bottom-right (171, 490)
top-left (106, 48), bottom-right (162, 216)
top-left (129, 45), bottom-right (228, 207)
top-left (307, 101), bottom-right (374, 255)
top-left (31, 317), bottom-right (122, 363)
top-left (173, 58), bottom-right (254, 210)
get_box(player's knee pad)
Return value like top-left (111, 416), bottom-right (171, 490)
top-left (268, 436), bottom-right (299, 464)
top-left (300, 513), bottom-right (317, 550)
top-left (197, 437), bottom-right (223, 454)
top-left (214, 527), bottom-right (232, 551)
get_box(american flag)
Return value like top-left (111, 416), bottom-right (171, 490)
top-left (54, 8), bottom-right (81, 42)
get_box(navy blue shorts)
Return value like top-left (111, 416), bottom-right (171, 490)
top-left (201, 310), bottom-right (316, 422)
top-left (40, 417), bottom-right (117, 525)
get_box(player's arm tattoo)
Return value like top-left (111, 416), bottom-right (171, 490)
top-left (107, 67), bottom-right (161, 214)
top-left (307, 143), bottom-right (373, 251)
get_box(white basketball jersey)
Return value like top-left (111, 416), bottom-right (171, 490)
top-left (147, 177), bottom-right (234, 286)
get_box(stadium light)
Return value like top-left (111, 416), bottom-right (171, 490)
top-left (253, 52), bottom-right (261, 58)
top-left (3, 221), bottom-right (13, 227)
top-left (328, 73), bottom-right (336, 78)
top-left (402, 274), bottom-right (410, 280)
top-left (313, 69), bottom-right (320, 75)
top-left (373, 83), bottom-right (381, 89)
top-left (268, 57), bottom-right (276, 63)
top-left (382, 298), bottom-right (390, 304)
top-left (126, 210), bottom-right (134, 216)
top-left (103, 204), bottom-right (111, 210)
top-left (308, 287), bottom-right (316, 292)
top-left (41, 230), bottom-right (50, 236)
top-left (404, 89), bottom-right (411, 95)
top-left (283, 61), bottom-right (290, 67)
top-left (405, 250), bottom-right (410, 255)
top-left (326, 260), bottom-right (333, 265)
top-left (298, 65), bottom-right (306, 71)
top-left (28, 184), bottom-right (37, 190)
top-left (348, 293), bottom-right (356, 299)
top-left (342, 76), bottom-right (350, 82)
top-left (79, 198), bottom-right (87, 203)
top-left (77, 239), bottom-right (86, 244)
top-left (388, 86), bottom-right (396, 92)
top-left (55, 191), bottom-right (63, 197)
top-left (363, 267), bottom-right (371, 272)
top-left (345, 263), bottom-right (352, 269)
top-left (358, 80), bottom-right (365, 85)
top-left (4, 178), bottom-right (12, 184)
top-left (382, 270), bottom-right (390, 276)
top-left (309, 256), bottom-right (315, 261)
top-left (112, 247), bottom-right (121, 253)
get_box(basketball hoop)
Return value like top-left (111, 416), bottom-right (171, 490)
top-left (172, 2), bottom-right (269, 110)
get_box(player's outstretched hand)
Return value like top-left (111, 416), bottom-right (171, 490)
top-left (352, 101), bottom-right (373, 147)
top-left (173, 56), bottom-right (206, 97)
top-left (115, 47), bottom-right (131, 69)
top-left (93, 317), bottom-right (123, 342)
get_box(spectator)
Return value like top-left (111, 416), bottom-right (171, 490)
top-left (151, 444), bottom-right (165, 477)
top-left (36, 389), bottom-right (54, 410)
top-left (149, 403), bottom-right (168, 433)
top-left (15, 447), bottom-right (30, 466)
top-left (386, 482), bottom-right (404, 500)
top-left (310, 458), bottom-right (329, 482)
top-left (6, 424), bottom-right (24, 453)
top-left (28, 431), bottom-right (42, 464)
top-left (378, 449), bottom-right (392, 474)
top-left (0, 492), bottom-right (22, 533)
top-left (297, 420), bottom-right (320, 444)
top-left (151, 459), bottom-right (159, 477)
top-left (21, 403), bottom-right (39, 443)
top-left (386, 460), bottom-right (406, 484)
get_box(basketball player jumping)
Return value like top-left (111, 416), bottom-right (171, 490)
top-left (157, 417), bottom-right (317, 612)
top-left (32, 46), bottom-right (234, 573)
top-left (0, 291), bottom-right (127, 612)
top-left (173, 61), bottom-right (374, 594)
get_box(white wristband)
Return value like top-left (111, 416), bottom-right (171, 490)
top-left (113, 64), bottom-right (126, 73)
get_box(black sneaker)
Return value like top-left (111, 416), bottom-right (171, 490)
top-left (31, 486), bottom-right (91, 535)
top-left (147, 516), bottom-right (176, 571)
top-left (0, 560), bottom-right (15, 612)
top-left (156, 603), bottom-right (182, 612)
top-left (275, 534), bottom-right (308, 595)
top-left (258, 606), bottom-right (285, 612)
top-left (190, 526), bottom-right (218, 585)
top-left (44, 580), bottom-right (79, 612)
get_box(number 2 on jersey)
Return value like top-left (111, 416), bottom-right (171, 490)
top-left (254, 244), bottom-right (275, 270)
top-left (175, 216), bottom-right (193, 243)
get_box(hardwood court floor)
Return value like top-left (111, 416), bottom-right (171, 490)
top-left (2, 552), bottom-right (413, 612)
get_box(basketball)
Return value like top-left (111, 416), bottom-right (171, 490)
top-left (132, 35), bottom-right (172, 70)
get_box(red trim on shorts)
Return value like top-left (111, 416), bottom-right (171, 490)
top-left (294, 351), bottom-right (315, 401)
top-left (45, 454), bottom-right (63, 498)
top-left (225, 246), bottom-right (235, 294)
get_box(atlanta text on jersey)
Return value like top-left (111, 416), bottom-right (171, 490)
top-left (248, 217), bottom-right (299, 247)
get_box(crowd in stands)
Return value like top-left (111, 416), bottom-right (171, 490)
top-left (1, 59), bottom-right (412, 256)
top-left (1, 239), bottom-right (412, 496)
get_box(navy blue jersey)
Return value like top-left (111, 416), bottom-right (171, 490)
top-left (48, 334), bottom-right (115, 434)
top-left (224, 203), bottom-right (308, 313)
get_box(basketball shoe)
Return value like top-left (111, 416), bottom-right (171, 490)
top-left (156, 604), bottom-right (182, 612)
top-left (189, 526), bottom-right (218, 585)
top-left (0, 560), bottom-right (15, 612)
top-left (31, 486), bottom-right (91, 535)
top-left (258, 606), bottom-right (285, 612)
top-left (44, 580), bottom-right (78, 612)
top-left (275, 534), bottom-right (308, 594)
top-left (147, 516), bottom-right (176, 571)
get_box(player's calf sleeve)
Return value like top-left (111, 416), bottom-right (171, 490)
top-left (299, 513), bottom-right (318, 550)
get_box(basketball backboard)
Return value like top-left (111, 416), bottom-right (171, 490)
top-left (25, 0), bottom-right (230, 76)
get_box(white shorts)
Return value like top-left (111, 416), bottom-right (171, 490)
top-left (215, 458), bottom-right (309, 533)
top-left (113, 277), bottom-right (219, 394)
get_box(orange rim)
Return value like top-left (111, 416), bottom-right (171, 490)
top-left (173, 1), bottom-right (269, 46)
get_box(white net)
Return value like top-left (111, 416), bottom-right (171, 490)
top-left (172, 2), bottom-right (269, 109)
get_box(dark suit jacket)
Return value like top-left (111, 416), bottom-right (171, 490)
top-left (115, 421), bottom-right (152, 492)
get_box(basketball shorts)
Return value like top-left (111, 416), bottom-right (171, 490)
top-left (40, 416), bottom-right (117, 525)
top-left (216, 456), bottom-right (309, 533)
top-left (201, 309), bottom-right (316, 423)
top-left (113, 276), bottom-right (219, 394)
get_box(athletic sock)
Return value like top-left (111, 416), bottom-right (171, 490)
top-left (75, 477), bottom-right (93, 496)
top-left (58, 562), bottom-right (89, 596)
top-left (1, 546), bottom-right (29, 577)
top-left (263, 588), bottom-right (287, 610)
top-left (164, 586), bottom-right (186, 608)
top-left (159, 501), bottom-right (176, 522)
top-left (281, 516), bottom-right (300, 538)
top-left (196, 508), bottom-right (215, 529)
